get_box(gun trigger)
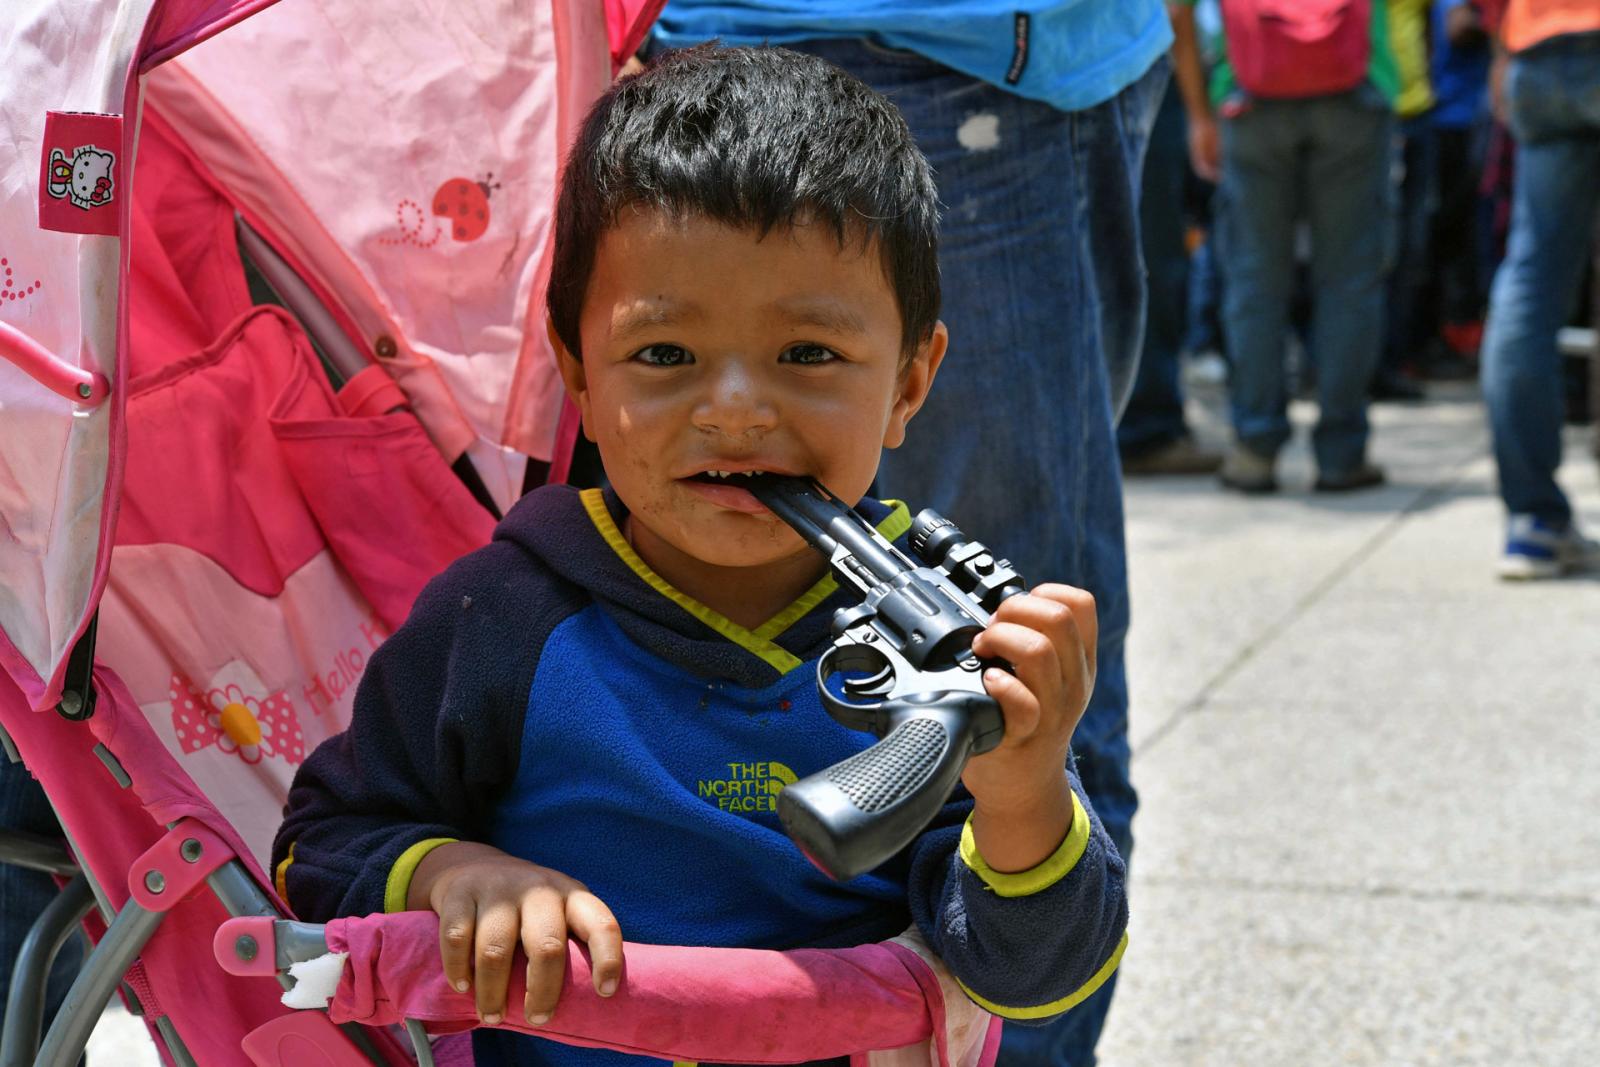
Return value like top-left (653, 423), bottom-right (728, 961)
top-left (842, 662), bottom-right (895, 697)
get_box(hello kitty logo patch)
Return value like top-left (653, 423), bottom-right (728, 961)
top-left (47, 146), bottom-right (115, 210)
top-left (38, 112), bottom-right (122, 237)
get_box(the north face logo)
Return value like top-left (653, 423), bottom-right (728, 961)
top-left (697, 760), bottom-right (797, 814)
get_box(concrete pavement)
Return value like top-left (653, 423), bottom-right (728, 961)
top-left (1097, 382), bottom-right (1600, 1066)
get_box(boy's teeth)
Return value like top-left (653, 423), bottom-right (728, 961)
top-left (705, 470), bottom-right (767, 480)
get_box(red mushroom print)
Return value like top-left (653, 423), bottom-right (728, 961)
top-left (431, 173), bottom-right (500, 243)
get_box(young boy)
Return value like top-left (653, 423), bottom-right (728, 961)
top-left (274, 45), bottom-right (1127, 1066)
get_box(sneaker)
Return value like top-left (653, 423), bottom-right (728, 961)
top-left (1314, 461), bottom-right (1386, 492)
top-left (1185, 350), bottom-right (1230, 387)
top-left (1498, 515), bottom-right (1600, 580)
top-left (1218, 446), bottom-right (1277, 493)
top-left (1122, 435), bottom-right (1224, 476)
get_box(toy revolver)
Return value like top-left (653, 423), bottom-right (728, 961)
top-left (746, 475), bottom-right (1027, 881)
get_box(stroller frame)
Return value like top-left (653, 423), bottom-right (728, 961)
top-left (0, 676), bottom-right (430, 1067)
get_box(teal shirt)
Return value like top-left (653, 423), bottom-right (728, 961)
top-left (654, 1), bottom-right (1174, 112)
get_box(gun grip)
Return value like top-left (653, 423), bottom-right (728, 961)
top-left (777, 691), bottom-right (1003, 881)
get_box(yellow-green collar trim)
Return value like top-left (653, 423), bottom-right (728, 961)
top-left (580, 488), bottom-right (910, 676)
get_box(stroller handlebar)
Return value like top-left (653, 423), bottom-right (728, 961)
top-left (213, 911), bottom-right (993, 1066)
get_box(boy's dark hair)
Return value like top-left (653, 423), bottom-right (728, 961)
top-left (548, 44), bottom-right (940, 360)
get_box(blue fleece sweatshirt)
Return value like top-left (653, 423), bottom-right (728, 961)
top-left (274, 485), bottom-right (1127, 1067)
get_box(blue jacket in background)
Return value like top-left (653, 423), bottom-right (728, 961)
top-left (1431, 0), bottom-right (1491, 129)
top-left (652, 0), bottom-right (1174, 111)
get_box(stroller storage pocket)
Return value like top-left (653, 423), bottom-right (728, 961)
top-left (102, 306), bottom-right (492, 865)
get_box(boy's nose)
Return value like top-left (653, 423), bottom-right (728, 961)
top-left (691, 364), bottom-right (778, 438)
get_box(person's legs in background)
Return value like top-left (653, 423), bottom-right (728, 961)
top-left (1120, 79), bottom-right (1222, 475)
top-left (1374, 119), bottom-right (1435, 401)
top-left (784, 39), bottom-right (1165, 1066)
top-left (1184, 229), bottom-right (1228, 380)
top-left (1216, 100), bottom-right (1301, 492)
top-left (1481, 34), bottom-right (1600, 578)
top-left (0, 760), bottom-right (84, 1051)
top-left (1302, 87), bottom-right (1394, 488)
top-left (1430, 123), bottom-right (1487, 375)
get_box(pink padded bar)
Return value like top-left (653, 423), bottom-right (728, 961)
top-left (0, 320), bottom-right (110, 406)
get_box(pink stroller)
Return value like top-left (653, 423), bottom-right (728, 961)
top-left (0, 2), bottom-right (1002, 1064)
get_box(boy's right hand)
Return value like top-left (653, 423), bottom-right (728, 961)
top-left (407, 841), bottom-right (623, 1027)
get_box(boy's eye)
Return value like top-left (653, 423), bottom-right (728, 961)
top-left (780, 344), bottom-right (839, 366)
top-left (632, 344), bottom-right (693, 367)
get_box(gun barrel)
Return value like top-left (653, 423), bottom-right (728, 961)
top-left (747, 476), bottom-right (908, 583)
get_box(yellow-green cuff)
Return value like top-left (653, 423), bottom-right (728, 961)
top-left (957, 930), bottom-right (1129, 1020)
top-left (384, 837), bottom-right (458, 913)
top-left (959, 790), bottom-right (1090, 898)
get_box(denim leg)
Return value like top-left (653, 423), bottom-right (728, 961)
top-left (782, 40), bottom-right (1159, 1067)
top-left (1303, 91), bottom-right (1393, 476)
top-left (1432, 127), bottom-right (1485, 324)
top-left (1481, 43), bottom-right (1600, 526)
top-left (1119, 82), bottom-right (1191, 456)
top-left (1218, 105), bottom-right (1300, 458)
top-left (1381, 123), bottom-right (1438, 377)
top-left (0, 761), bottom-right (83, 1042)
top-left (1185, 234), bottom-right (1225, 357)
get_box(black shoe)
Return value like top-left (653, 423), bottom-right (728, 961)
top-left (1314, 461), bottom-right (1386, 492)
top-left (1370, 369), bottom-right (1424, 402)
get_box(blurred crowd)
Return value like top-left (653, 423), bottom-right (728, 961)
top-left (1121, 0), bottom-right (1599, 580)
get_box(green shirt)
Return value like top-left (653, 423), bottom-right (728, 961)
top-left (1179, 0), bottom-right (1399, 108)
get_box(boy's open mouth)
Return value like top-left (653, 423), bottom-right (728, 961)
top-left (685, 470), bottom-right (776, 485)
top-left (681, 470), bottom-right (789, 514)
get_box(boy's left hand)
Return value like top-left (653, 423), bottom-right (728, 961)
top-left (962, 584), bottom-right (1097, 867)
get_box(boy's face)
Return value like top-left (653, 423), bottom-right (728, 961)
top-left (555, 208), bottom-right (945, 575)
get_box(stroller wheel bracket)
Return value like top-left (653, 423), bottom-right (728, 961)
top-left (129, 819), bottom-right (233, 912)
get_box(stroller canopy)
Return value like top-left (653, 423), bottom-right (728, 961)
top-left (0, 0), bottom-right (660, 710)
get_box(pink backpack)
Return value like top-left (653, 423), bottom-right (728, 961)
top-left (1222, 0), bottom-right (1373, 99)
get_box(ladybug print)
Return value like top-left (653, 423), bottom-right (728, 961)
top-left (0, 256), bottom-right (41, 304)
top-left (431, 173), bottom-right (500, 243)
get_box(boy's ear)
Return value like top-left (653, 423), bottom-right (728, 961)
top-left (549, 317), bottom-right (596, 441)
top-left (882, 320), bottom-right (948, 451)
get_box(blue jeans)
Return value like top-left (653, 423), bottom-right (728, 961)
top-left (1381, 120), bottom-right (1439, 378)
top-left (1185, 232), bottom-right (1225, 357)
top-left (1217, 88), bottom-right (1394, 474)
top-left (1481, 32), bottom-right (1600, 528)
top-left (0, 760), bottom-right (83, 1045)
top-left (1120, 81), bottom-right (1192, 455)
top-left (785, 39), bottom-right (1166, 1067)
